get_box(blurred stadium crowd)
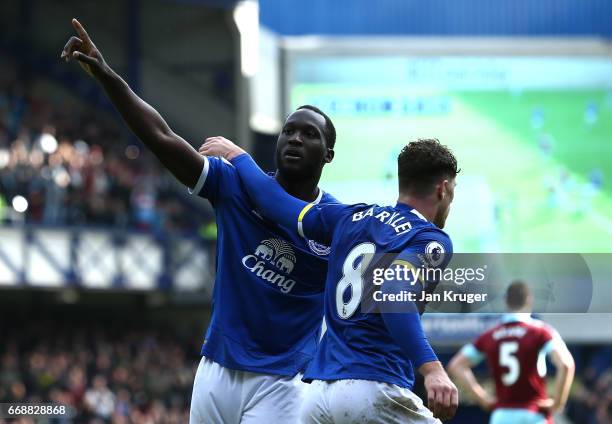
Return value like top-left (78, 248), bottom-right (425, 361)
top-left (0, 319), bottom-right (610, 423)
top-left (0, 54), bottom-right (211, 233)
top-left (0, 319), bottom-right (201, 424)
top-left (564, 346), bottom-right (612, 424)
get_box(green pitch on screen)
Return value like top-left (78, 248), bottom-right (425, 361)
top-left (291, 85), bottom-right (612, 253)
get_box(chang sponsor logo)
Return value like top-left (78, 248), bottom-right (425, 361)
top-left (242, 239), bottom-right (297, 293)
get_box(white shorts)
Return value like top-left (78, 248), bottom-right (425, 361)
top-left (190, 356), bottom-right (306, 424)
top-left (300, 379), bottom-right (442, 424)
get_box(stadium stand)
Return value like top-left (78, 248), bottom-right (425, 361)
top-left (564, 347), bottom-right (612, 424)
top-left (1, 1), bottom-right (611, 423)
top-left (0, 319), bottom-right (200, 423)
top-left (0, 55), bottom-right (212, 232)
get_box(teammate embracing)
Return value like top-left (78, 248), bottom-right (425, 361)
top-left (448, 281), bottom-right (575, 424)
top-left (201, 137), bottom-right (460, 423)
top-left (62, 19), bottom-right (341, 423)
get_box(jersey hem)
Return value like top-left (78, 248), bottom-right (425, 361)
top-left (495, 402), bottom-right (550, 415)
top-left (303, 373), bottom-right (413, 390)
top-left (200, 351), bottom-right (306, 378)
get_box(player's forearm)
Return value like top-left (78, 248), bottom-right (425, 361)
top-left (380, 271), bottom-right (438, 366)
top-left (552, 361), bottom-right (574, 410)
top-left (231, 153), bottom-right (308, 230)
top-left (381, 307), bottom-right (438, 367)
top-left (96, 68), bottom-right (203, 187)
top-left (97, 68), bottom-right (167, 142)
top-left (452, 366), bottom-right (488, 404)
top-left (549, 345), bottom-right (575, 410)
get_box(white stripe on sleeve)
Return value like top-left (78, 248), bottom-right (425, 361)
top-left (461, 343), bottom-right (485, 365)
top-left (188, 156), bottom-right (210, 195)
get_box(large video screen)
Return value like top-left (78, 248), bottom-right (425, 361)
top-left (288, 56), bottom-right (612, 252)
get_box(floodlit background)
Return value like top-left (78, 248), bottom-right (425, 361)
top-left (0, 1), bottom-right (611, 423)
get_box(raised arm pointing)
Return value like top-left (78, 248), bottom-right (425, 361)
top-left (61, 18), bottom-right (204, 189)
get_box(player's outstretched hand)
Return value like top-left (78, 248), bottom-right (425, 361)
top-left (199, 136), bottom-right (246, 161)
top-left (60, 18), bottom-right (109, 78)
top-left (422, 362), bottom-right (459, 421)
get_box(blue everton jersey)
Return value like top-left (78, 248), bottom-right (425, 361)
top-left (189, 156), bottom-right (335, 376)
top-left (298, 202), bottom-right (453, 388)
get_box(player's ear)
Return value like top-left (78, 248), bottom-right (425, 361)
top-left (324, 147), bottom-right (334, 164)
top-left (437, 180), bottom-right (447, 201)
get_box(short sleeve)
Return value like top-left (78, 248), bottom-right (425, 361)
top-left (472, 331), bottom-right (490, 356)
top-left (188, 156), bottom-right (239, 205)
top-left (461, 343), bottom-right (485, 365)
top-left (540, 326), bottom-right (565, 356)
top-left (299, 202), bottom-right (356, 245)
top-left (398, 229), bottom-right (452, 267)
top-left (390, 229), bottom-right (453, 290)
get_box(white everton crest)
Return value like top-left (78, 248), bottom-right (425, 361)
top-left (308, 239), bottom-right (331, 256)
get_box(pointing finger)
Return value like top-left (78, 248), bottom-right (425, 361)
top-left (72, 18), bottom-right (93, 45)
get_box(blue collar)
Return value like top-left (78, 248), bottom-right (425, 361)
top-left (395, 202), bottom-right (428, 222)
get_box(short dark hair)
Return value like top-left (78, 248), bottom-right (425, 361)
top-left (297, 105), bottom-right (337, 149)
top-left (397, 139), bottom-right (459, 196)
top-left (506, 280), bottom-right (531, 311)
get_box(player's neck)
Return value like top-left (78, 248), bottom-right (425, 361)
top-left (397, 195), bottom-right (436, 223)
top-left (274, 172), bottom-right (321, 202)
